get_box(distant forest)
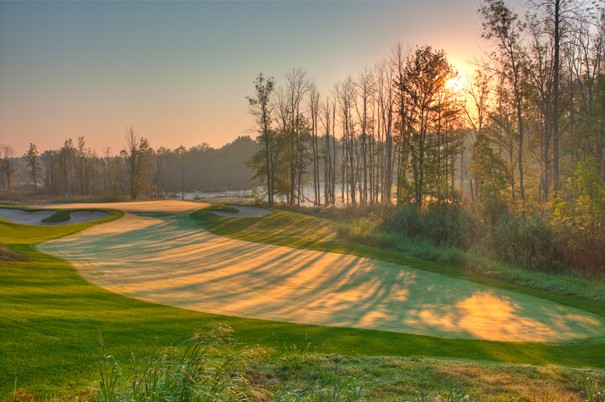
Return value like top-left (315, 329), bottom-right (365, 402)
top-left (0, 135), bottom-right (258, 199)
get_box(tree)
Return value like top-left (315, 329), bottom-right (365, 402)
top-left (470, 132), bottom-right (511, 201)
top-left (376, 57), bottom-right (396, 204)
top-left (480, 0), bottom-right (528, 202)
top-left (153, 147), bottom-right (166, 199)
top-left (58, 138), bottom-right (76, 196)
top-left (319, 94), bottom-right (338, 206)
top-left (247, 73), bottom-right (276, 205)
top-left (25, 143), bottom-right (41, 194)
top-left (124, 127), bottom-right (152, 200)
top-left (284, 68), bottom-right (310, 206)
top-left (336, 76), bottom-right (358, 205)
top-left (308, 81), bottom-right (321, 205)
top-left (461, 70), bottom-right (493, 203)
top-left (396, 45), bottom-right (457, 206)
top-left (175, 145), bottom-right (186, 200)
top-left (41, 150), bottom-right (59, 195)
top-left (527, 0), bottom-right (590, 191)
top-left (355, 67), bottom-right (375, 206)
top-left (0, 144), bottom-right (16, 192)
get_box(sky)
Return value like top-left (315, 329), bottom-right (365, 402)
top-left (0, 0), bottom-right (490, 156)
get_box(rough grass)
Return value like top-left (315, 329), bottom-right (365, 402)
top-left (0, 244), bottom-right (20, 262)
top-left (93, 334), bottom-right (605, 401)
top-left (254, 351), bottom-right (605, 401)
top-left (337, 218), bottom-right (605, 303)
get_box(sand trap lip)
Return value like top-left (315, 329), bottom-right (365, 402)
top-left (37, 210), bottom-right (605, 343)
top-left (211, 205), bottom-right (272, 218)
top-left (0, 208), bottom-right (109, 226)
top-left (44, 200), bottom-right (206, 214)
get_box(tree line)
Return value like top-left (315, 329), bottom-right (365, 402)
top-left (0, 132), bottom-right (258, 200)
top-left (248, 0), bottom-right (604, 211)
top-left (245, 0), bottom-right (604, 277)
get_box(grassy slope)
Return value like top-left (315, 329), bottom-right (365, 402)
top-left (191, 208), bottom-right (605, 317)
top-left (1, 206), bottom-right (604, 399)
top-left (40, 209), bottom-right (73, 223)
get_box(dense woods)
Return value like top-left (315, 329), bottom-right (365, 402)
top-left (245, 0), bottom-right (604, 278)
top-left (0, 134), bottom-right (257, 200)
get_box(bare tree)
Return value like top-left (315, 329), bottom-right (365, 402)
top-left (336, 77), bottom-right (357, 205)
top-left (375, 58), bottom-right (395, 204)
top-left (308, 81), bottom-right (321, 205)
top-left (284, 67), bottom-right (310, 206)
top-left (355, 67), bottom-right (375, 206)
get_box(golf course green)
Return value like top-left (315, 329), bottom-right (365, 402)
top-left (37, 201), bottom-right (605, 343)
top-left (2, 200), bottom-right (605, 399)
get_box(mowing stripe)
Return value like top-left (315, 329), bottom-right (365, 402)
top-left (38, 206), bottom-right (605, 343)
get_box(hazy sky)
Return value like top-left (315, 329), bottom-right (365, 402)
top-left (0, 0), bottom-right (489, 155)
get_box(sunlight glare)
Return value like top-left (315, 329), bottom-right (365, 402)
top-left (445, 73), bottom-right (465, 93)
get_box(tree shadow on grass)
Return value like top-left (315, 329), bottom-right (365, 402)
top-left (38, 213), bottom-right (605, 343)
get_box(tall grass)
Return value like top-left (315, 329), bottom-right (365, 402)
top-left (97, 324), bottom-right (269, 401)
top-left (336, 204), bottom-right (605, 302)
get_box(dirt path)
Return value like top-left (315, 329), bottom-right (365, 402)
top-left (37, 201), bottom-right (605, 342)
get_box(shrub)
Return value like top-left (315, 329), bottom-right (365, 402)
top-left (381, 202), bottom-right (478, 250)
top-left (489, 211), bottom-right (564, 273)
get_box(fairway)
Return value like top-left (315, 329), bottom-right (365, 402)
top-left (37, 201), bottom-right (605, 343)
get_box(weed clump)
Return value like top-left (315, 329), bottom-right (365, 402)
top-left (97, 324), bottom-right (270, 401)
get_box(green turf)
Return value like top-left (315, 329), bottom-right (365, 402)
top-left (2, 206), bottom-right (605, 399)
top-left (40, 209), bottom-right (72, 223)
top-left (191, 208), bottom-right (605, 318)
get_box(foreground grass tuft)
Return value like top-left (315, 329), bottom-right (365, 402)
top-left (94, 332), bottom-right (605, 401)
top-left (97, 324), bottom-right (269, 401)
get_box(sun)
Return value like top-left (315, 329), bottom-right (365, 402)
top-left (445, 74), bottom-right (465, 93)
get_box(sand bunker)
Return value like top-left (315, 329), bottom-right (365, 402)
top-left (37, 208), bottom-right (605, 343)
top-left (0, 208), bottom-right (109, 226)
top-left (211, 205), bottom-right (272, 218)
top-left (44, 200), bottom-right (206, 214)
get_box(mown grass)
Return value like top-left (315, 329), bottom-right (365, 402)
top-left (191, 207), bottom-right (605, 317)
top-left (2, 205), bottom-right (605, 399)
top-left (40, 209), bottom-right (73, 223)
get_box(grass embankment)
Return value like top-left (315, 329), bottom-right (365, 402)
top-left (1, 205), bottom-right (604, 399)
top-left (40, 209), bottom-right (73, 223)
